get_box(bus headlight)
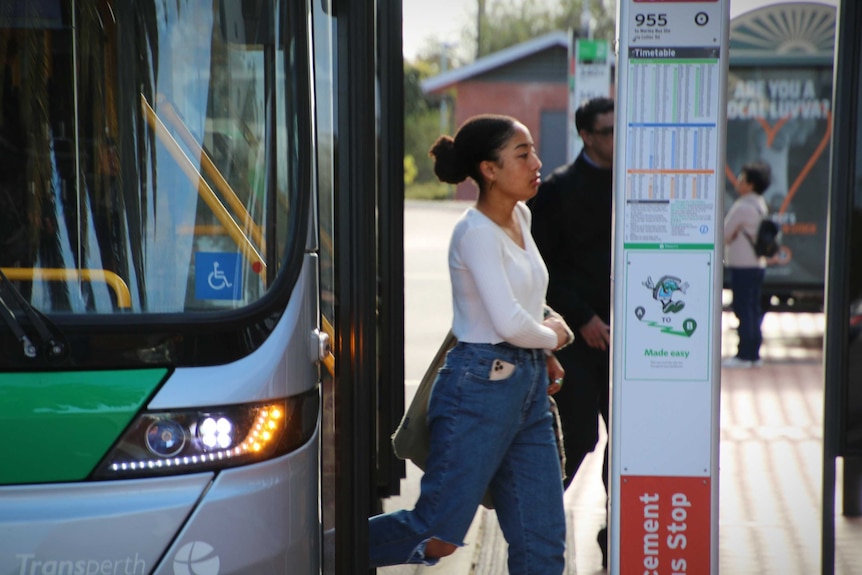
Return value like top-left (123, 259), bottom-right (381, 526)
top-left (198, 415), bottom-right (234, 450)
top-left (146, 419), bottom-right (187, 457)
top-left (92, 389), bottom-right (318, 479)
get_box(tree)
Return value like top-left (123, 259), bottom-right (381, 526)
top-left (403, 59), bottom-right (446, 185)
top-left (402, 0), bottom-right (616, 188)
top-left (476, 0), bottom-right (558, 57)
top-left (475, 0), bottom-right (615, 58)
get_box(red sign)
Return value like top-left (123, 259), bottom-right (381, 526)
top-left (620, 476), bottom-right (711, 575)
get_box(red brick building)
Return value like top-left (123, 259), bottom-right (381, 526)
top-left (422, 32), bottom-right (571, 200)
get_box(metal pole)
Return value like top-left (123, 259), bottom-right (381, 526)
top-left (439, 45), bottom-right (449, 136)
top-left (821, 2), bottom-right (862, 572)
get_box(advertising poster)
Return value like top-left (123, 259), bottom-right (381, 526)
top-left (724, 67), bottom-right (832, 288)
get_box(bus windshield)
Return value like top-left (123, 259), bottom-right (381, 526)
top-left (0, 0), bottom-right (300, 315)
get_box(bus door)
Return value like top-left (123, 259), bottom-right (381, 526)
top-left (318, 0), bottom-right (405, 572)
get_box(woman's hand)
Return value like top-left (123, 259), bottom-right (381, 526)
top-left (546, 353), bottom-right (564, 395)
top-left (543, 316), bottom-right (574, 350)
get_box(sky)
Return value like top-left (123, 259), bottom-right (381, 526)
top-left (402, 0), bottom-right (472, 61)
top-left (402, 0), bottom-right (841, 61)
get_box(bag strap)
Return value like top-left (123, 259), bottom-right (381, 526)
top-left (740, 198), bottom-right (768, 250)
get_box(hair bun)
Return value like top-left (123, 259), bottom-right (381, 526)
top-left (429, 135), bottom-right (467, 184)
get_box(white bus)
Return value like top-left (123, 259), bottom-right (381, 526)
top-left (0, 1), bottom-right (405, 572)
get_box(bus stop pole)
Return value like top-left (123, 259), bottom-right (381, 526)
top-left (610, 2), bottom-right (729, 573)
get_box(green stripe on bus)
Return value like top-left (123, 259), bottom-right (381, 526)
top-left (0, 369), bottom-right (167, 485)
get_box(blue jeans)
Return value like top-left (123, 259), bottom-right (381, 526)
top-left (730, 267), bottom-right (765, 361)
top-left (369, 342), bottom-right (566, 574)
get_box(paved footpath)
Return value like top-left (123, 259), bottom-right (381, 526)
top-left (381, 310), bottom-right (862, 575)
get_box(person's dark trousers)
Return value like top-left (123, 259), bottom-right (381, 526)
top-left (553, 340), bottom-right (611, 567)
top-left (553, 341), bottom-right (609, 490)
top-left (729, 267), bottom-right (766, 361)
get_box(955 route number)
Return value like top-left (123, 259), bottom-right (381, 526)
top-left (635, 13), bottom-right (668, 27)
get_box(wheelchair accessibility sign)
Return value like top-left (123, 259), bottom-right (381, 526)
top-left (195, 252), bottom-right (243, 301)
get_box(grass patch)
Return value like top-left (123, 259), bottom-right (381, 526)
top-left (405, 180), bottom-right (452, 200)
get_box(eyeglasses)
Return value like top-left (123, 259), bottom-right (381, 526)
top-left (591, 126), bottom-right (614, 136)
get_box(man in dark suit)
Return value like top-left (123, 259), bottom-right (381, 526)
top-left (528, 96), bottom-right (615, 569)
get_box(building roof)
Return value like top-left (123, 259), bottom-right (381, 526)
top-left (421, 30), bottom-right (569, 94)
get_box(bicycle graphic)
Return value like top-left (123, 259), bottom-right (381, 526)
top-left (207, 262), bottom-right (233, 290)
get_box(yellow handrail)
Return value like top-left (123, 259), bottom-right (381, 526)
top-left (140, 93), bottom-right (266, 276)
top-left (177, 224), bottom-right (231, 236)
top-left (157, 95), bottom-right (265, 251)
top-left (321, 315), bottom-right (335, 376)
top-left (1, 268), bottom-right (132, 309)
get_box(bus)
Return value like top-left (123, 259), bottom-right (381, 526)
top-left (0, 0), bottom-right (404, 573)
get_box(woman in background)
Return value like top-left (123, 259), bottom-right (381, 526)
top-left (723, 160), bottom-right (773, 368)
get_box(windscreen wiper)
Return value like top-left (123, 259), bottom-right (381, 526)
top-left (0, 268), bottom-right (66, 360)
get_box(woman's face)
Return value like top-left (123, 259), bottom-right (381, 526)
top-left (490, 122), bottom-right (543, 202)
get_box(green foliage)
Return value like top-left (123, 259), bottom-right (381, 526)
top-left (402, 0), bottom-right (617, 189)
top-left (476, 0), bottom-right (616, 58)
top-left (405, 107), bottom-right (444, 184)
top-left (404, 60), bottom-right (449, 186)
top-left (404, 155), bottom-right (418, 185)
top-left (410, 41), bottom-right (470, 71)
top-left (477, 0), bottom-right (558, 56)
top-left (405, 181), bottom-right (452, 201)
top-left (558, 0), bottom-right (617, 43)
top-left (404, 60), bottom-right (434, 115)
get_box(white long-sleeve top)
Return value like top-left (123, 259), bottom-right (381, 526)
top-left (449, 202), bottom-right (558, 350)
top-left (724, 193), bottom-right (768, 269)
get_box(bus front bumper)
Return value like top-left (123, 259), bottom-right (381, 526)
top-left (0, 430), bottom-right (319, 575)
